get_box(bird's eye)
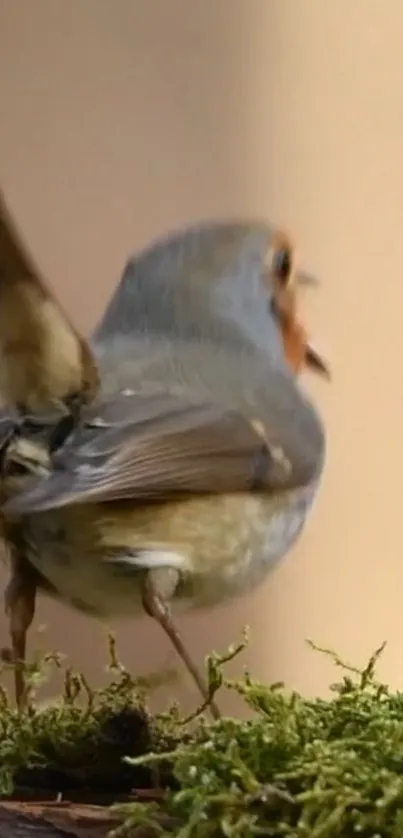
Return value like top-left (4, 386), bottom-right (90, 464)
top-left (272, 247), bottom-right (293, 286)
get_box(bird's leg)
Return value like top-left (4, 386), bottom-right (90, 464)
top-left (142, 568), bottom-right (221, 721)
top-left (1, 551), bottom-right (37, 710)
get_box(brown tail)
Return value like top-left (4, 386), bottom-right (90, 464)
top-left (0, 190), bottom-right (99, 415)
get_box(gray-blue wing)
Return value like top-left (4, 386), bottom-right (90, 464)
top-left (3, 389), bottom-right (300, 515)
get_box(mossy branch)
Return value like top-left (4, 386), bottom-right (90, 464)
top-left (0, 633), bottom-right (402, 837)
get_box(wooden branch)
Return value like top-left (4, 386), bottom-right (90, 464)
top-left (0, 801), bottom-right (170, 838)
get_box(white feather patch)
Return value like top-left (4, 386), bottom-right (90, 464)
top-left (106, 548), bottom-right (187, 570)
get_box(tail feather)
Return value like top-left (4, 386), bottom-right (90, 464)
top-left (0, 190), bottom-right (99, 415)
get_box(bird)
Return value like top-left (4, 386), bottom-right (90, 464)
top-left (0, 190), bottom-right (99, 444)
top-left (0, 219), bottom-right (330, 716)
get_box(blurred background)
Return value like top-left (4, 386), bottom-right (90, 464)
top-left (0, 0), bottom-right (402, 714)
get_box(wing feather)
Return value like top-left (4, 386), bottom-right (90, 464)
top-left (4, 390), bottom-right (295, 514)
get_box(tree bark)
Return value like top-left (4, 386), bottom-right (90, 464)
top-left (0, 802), bottom-right (169, 838)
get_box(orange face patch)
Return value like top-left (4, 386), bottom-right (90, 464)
top-left (264, 231), bottom-right (329, 379)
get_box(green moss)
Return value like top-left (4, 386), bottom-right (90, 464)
top-left (2, 634), bottom-right (403, 837)
top-left (116, 639), bottom-right (403, 838)
top-left (0, 635), bottom-right (183, 798)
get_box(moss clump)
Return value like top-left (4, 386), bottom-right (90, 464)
top-left (117, 639), bottom-right (403, 838)
top-left (2, 634), bottom-right (403, 837)
top-left (0, 635), bottom-right (183, 798)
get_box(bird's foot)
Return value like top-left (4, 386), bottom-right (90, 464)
top-left (142, 568), bottom-right (221, 722)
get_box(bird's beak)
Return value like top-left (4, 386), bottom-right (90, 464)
top-left (295, 270), bottom-right (330, 378)
top-left (305, 341), bottom-right (331, 379)
top-left (296, 269), bottom-right (319, 288)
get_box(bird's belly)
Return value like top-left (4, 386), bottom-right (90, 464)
top-left (23, 484), bottom-right (318, 618)
top-left (178, 485), bottom-right (317, 608)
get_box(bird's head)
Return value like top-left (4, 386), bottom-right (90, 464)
top-left (264, 231), bottom-right (330, 380)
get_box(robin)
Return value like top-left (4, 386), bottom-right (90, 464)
top-left (1, 219), bottom-right (329, 715)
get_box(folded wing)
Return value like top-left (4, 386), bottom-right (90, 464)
top-left (3, 389), bottom-right (300, 514)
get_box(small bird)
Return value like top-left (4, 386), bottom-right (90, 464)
top-left (1, 220), bottom-right (329, 715)
top-left (0, 190), bottom-right (99, 436)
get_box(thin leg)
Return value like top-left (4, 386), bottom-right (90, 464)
top-left (1, 553), bottom-right (37, 710)
top-left (142, 572), bottom-right (221, 721)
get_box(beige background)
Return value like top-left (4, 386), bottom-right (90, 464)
top-left (0, 0), bottom-right (402, 713)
